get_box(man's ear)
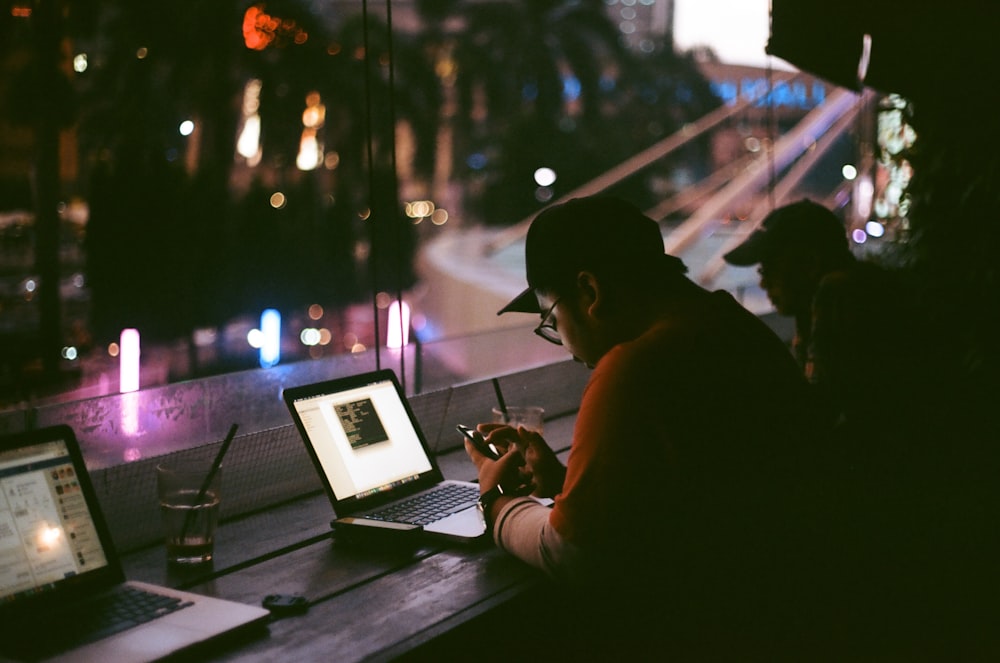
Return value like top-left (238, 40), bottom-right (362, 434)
top-left (576, 271), bottom-right (603, 318)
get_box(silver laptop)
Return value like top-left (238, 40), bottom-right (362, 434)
top-left (283, 369), bottom-right (487, 543)
top-left (0, 424), bottom-right (270, 663)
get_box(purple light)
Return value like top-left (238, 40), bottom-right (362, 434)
top-left (119, 329), bottom-right (140, 393)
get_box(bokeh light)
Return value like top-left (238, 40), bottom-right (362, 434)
top-left (259, 309), bottom-right (281, 368)
top-left (533, 167), bottom-right (557, 187)
top-left (300, 328), bottom-right (321, 346)
top-left (119, 329), bottom-right (140, 393)
top-left (865, 220), bottom-right (886, 238)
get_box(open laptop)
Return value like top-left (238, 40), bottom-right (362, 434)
top-left (0, 424), bottom-right (270, 663)
top-left (283, 369), bottom-right (487, 543)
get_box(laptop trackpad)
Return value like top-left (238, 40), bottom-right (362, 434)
top-left (423, 507), bottom-right (486, 541)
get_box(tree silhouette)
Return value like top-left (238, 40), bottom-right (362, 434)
top-left (78, 0), bottom-right (248, 342)
top-left (13, 0), bottom-right (721, 385)
top-left (236, 10), bottom-right (428, 301)
top-left (415, 0), bottom-right (721, 225)
top-left (78, 1), bottom-right (434, 351)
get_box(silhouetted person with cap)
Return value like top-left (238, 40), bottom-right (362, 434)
top-left (724, 199), bottom-right (931, 440)
top-left (724, 200), bottom-right (978, 656)
top-left (724, 200), bottom-right (852, 374)
top-left (463, 195), bottom-right (826, 658)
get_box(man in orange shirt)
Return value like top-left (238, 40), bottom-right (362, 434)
top-left (465, 195), bottom-right (824, 656)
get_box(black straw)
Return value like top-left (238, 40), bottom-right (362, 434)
top-left (180, 423), bottom-right (238, 541)
top-left (492, 378), bottom-right (509, 420)
top-left (197, 423), bottom-right (238, 503)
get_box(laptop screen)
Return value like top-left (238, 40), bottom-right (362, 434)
top-left (288, 376), bottom-right (434, 502)
top-left (0, 436), bottom-right (111, 604)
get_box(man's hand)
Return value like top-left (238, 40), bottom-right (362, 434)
top-left (512, 427), bottom-right (566, 499)
top-left (473, 425), bottom-right (566, 499)
top-left (463, 428), bottom-right (524, 495)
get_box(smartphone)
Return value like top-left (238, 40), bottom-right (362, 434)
top-left (456, 424), bottom-right (502, 460)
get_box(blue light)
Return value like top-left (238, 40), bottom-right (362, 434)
top-left (562, 75), bottom-right (581, 101)
top-left (812, 82), bottom-right (826, 104)
top-left (765, 81), bottom-right (809, 109)
top-left (260, 308), bottom-right (281, 368)
top-left (466, 153), bottom-right (487, 170)
top-left (711, 80), bottom-right (739, 105)
top-left (712, 77), bottom-right (828, 110)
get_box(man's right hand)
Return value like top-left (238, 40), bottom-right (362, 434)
top-left (482, 425), bottom-right (565, 499)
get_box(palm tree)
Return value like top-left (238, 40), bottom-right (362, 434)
top-left (75, 0), bottom-right (262, 342)
top-left (79, 1), bottom-right (437, 346)
top-left (415, 0), bottom-right (721, 225)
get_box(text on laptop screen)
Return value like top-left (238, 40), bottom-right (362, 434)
top-left (290, 378), bottom-right (433, 500)
top-left (0, 439), bottom-right (110, 603)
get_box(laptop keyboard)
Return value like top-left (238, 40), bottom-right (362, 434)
top-left (70, 585), bottom-right (194, 644)
top-left (366, 483), bottom-right (479, 526)
top-left (10, 586), bottom-right (196, 658)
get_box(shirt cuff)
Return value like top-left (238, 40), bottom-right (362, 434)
top-left (493, 497), bottom-right (584, 583)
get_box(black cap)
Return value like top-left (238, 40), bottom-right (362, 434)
top-left (723, 199), bottom-right (849, 266)
top-left (498, 195), bottom-right (685, 315)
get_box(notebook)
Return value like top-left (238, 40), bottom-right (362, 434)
top-left (283, 369), bottom-right (487, 543)
top-left (0, 424), bottom-right (270, 663)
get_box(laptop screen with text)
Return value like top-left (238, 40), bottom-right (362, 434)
top-left (288, 377), bottom-right (434, 502)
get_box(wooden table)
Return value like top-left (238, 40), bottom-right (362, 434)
top-left (119, 416), bottom-right (576, 662)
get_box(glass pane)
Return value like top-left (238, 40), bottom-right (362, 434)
top-left (1, 1), bottom-right (873, 409)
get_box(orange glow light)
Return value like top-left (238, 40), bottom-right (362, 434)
top-left (243, 6), bottom-right (273, 51)
top-left (243, 4), bottom-right (307, 51)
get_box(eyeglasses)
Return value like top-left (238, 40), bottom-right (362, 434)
top-left (533, 297), bottom-right (562, 345)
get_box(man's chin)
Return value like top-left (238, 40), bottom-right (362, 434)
top-left (769, 300), bottom-right (791, 316)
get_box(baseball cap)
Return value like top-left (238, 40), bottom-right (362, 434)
top-left (498, 195), bottom-right (685, 315)
top-left (723, 199), bottom-right (849, 266)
